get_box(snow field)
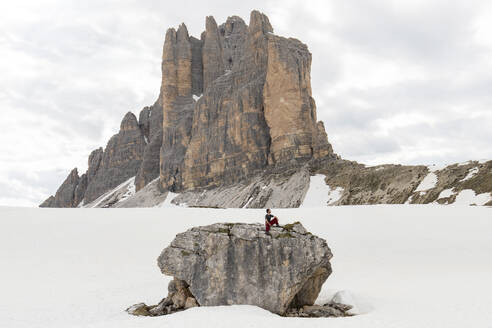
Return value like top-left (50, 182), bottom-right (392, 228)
top-left (1, 205), bottom-right (491, 328)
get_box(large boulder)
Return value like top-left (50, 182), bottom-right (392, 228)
top-left (157, 222), bottom-right (332, 315)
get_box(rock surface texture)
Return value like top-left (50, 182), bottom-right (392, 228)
top-left (160, 11), bottom-right (335, 192)
top-left (40, 10), bottom-right (492, 208)
top-left (157, 222), bottom-right (331, 315)
top-left (46, 168), bottom-right (81, 208)
top-left (127, 222), bottom-right (352, 317)
top-left (83, 112), bottom-right (146, 203)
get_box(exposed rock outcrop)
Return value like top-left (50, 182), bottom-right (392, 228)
top-left (87, 148), bottom-right (103, 183)
top-left (159, 11), bottom-right (334, 192)
top-left (83, 112), bottom-right (146, 203)
top-left (73, 173), bottom-right (87, 206)
top-left (116, 178), bottom-right (167, 208)
top-left (316, 160), bottom-right (428, 205)
top-left (39, 195), bottom-right (55, 208)
top-left (172, 167), bottom-right (310, 208)
top-left (127, 278), bottom-right (198, 316)
top-left (157, 222), bottom-right (331, 315)
top-left (51, 168), bottom-right (80, 208)
top-left (40, 10), bottom-right (337, 207)
top-left (135, 102), bottom-right (163, 191)
top-left (158, 24), bottom-right (197, 191)
top-left (128, 222), bottom-right (345, 317)
top-left (115, 158), bottom-right (492, 208)
top-left (263, 33), bottom-right (332, 164)
top-left (41, 99), bottom-right (164, 207)
top-left (202, 16), bottom-right (224, 91)
top-left (179, 13), bottom-right (272, 191)
top-left (315, 159), bottom-right (492, 206)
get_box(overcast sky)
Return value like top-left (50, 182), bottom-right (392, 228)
top-left (1, 0), bottom-right (492, 206)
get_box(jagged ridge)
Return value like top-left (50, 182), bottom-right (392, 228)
top-left (40, 10), bottom-right (491, 208)
top-left (40, 10), bottom-right (335, 207)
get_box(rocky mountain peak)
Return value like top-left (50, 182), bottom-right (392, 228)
top-left (221, 15), bottom-right (247, 36)
top-left (41, 10), bottom-right (491, 209)
top-left (158, 10), bottom-right (334, 192)
top-left (120, 112), bottom-right (139, 131)
top-left (176, 23), bottom-right (189, 41)
top-left (205, 15), bottom-right (219, 33)
top-left (40, 10), bottom-right (337, 207)
top-left (248, 10), bottom-right (273, 35)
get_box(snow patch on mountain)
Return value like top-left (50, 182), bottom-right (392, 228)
top-left (454, 189), bottom-right (492, 206)
top-left (302, 175), bottom-right (344, 207)
top-left (84, 177), bottom-right (136, 208)
top-left (415, 172), bottom-right (438, 193)
top-left (437, 188), bottom-right (454, 199)
top-left (460, 167), bottom-right (479, 182)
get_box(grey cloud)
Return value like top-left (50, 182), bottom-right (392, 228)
top-left (328, 1), bottom-right (484, 65)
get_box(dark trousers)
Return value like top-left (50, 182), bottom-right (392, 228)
top-left (265, 217), bottom-right (278, 232)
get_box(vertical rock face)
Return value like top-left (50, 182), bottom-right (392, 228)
top-left (159, 24), bottom-right (197, 191)
top-left (138, 106), bottom-right (151, 141)
top-left (219, 16), bottom-right (248, 71)
top-left (135, 130), bottom-right (162, 191)
top-left (41, 10), bottom-right (336, 207)
top-left (179, 13), bottom-right (271, 190)
top-left (84, 112), bottom-right (146, 203)
top-left (87, 148), bottom-right (103, 183)
top-left (73, 173), bottom-right (87, 206)
top-left (202, 16), bottom-right (224, 91)
top-left (159, 10), bottom-right (334, 192)
top-left (52, 168), bottom-right (80, 208)
top-left (190, 37), bottom-right (203, 95)
top-left (263, 34), bottom-right (331, 164)
top-left (135, 102), bottom-right (163, 191)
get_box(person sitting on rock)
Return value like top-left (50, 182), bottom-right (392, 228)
top-left (265, 208), bottom-right (280, 234)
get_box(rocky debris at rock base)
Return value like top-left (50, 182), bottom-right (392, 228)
top-left (126, 303), bottom-right (151, 316)
top-left (116, 178), bottom-right (168, 208)
top-left (127, 278), bottom-right (198, 317)
top-left (284, 302), bottom-right (353, 317)
top-left (331, 290), bottom-right (359, 315)
top-left (127, 278), bottom-right (353, 318)
top-left (172, 166), bottom-right (311, 208)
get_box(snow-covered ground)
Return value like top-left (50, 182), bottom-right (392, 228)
top-left (301, 175), bottom-right (344, 207)
top-left (1, 205), bottom-right (491, 328)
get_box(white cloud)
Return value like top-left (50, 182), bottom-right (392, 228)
top-left (1, 0), bottom-right (492, 206)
